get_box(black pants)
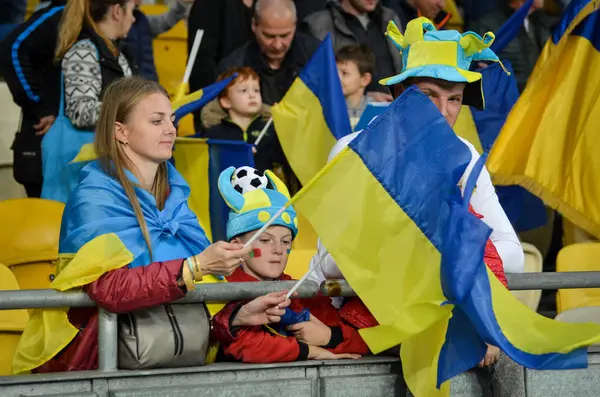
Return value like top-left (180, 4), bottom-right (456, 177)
top-left (23, 182), bottom-right (42, 198)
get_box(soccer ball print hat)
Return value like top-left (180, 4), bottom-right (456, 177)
top-left (218, 166), bottom-right (299, 241)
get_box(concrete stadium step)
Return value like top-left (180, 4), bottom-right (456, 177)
top-left (2, 355), bottom-right (600, 397)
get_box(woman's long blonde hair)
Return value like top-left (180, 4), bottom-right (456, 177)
top-left (95, 76), bottom-right (170, 260)
top-left (55, 0), bottom-right (128, 62)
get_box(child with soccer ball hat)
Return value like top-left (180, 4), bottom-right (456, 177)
top-left (211, 166), bottom-right (369, 363)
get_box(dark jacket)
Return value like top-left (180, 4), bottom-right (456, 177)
top-left (300, 1), bottom-right (403, 91)
top-left (217, 31), bottom-right (320, 105)
top-left (203, 116), bottom-right (286, 173)
top-left (465, 2), bottom-right (557, 92)
top-left (0, 0), bottom-right (65, 122)
top-left (124, 9), bottom-right (157, 81)
top-left (294, 0), bottom-right (328, 20)
top-left (0, 0), bottom-right (65, 186)
top-left (187, 0), bottom-right (254, 132)
top-left (212, 268), bottom-right (370, 363)
top-left (188, 0), bottom-right (254, 95)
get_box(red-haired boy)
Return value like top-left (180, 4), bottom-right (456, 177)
top-left (203, 67), bottom-right (285, 172)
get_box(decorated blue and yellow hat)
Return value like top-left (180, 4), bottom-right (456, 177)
top-left (218, 166), bottom-right (298, 241)
top-left (381, 17), bottom-right (505, 110)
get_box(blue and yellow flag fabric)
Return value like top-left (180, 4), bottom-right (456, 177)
top-left (173, 138), bottom-right (255, 242)
top-left (291, 87), bottom-right (600, 396)
top-left (488, 0), bottom-right (600, 239)
top-left (271, 33), bottom-right (352, 185)
top-left (41, 74), bottom-right (94, 204)
top-left (172, 75), bottom-right (236, 126)
top-left (12, 161), bottom-right (223, 374)
top-left (454, 62), bottom-right (547, 232)
top-left (40, 77), bottom-right (234, 205)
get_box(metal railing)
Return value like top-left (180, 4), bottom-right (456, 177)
top-left (1, 272), bottom-right (599, 373)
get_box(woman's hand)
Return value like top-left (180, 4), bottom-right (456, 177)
top-left (232, 291), bottom-right (292, 326)
top-left (191, 241), bottom-right (252, 279)
top-left (308, 345), bottom-right (361, 360)
top-left (287, 315), bottom-right (332, 347)
top-left (478, 344), bottom-right (500, 367)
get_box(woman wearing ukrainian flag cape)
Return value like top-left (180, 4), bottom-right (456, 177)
top-left (12, 76), bottom-right (292, 374)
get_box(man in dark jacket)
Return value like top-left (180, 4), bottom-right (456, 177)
top-left (212, 0), bottom-right (319, 193)
top-left (465, 0), bottom-right (555, 92)
top-left (301, 0), bottom-right (402, 101)
top-left (0, 0), bottom-right (66, 197)
top-left (216, 0), bottom-right (320, 106)
top-left (126, 0), bottom-right (192, 82)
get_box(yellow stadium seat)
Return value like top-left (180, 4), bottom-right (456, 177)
top-left (563, 218), bottom-right (597, 246)
top-left (511, 243), bottom-right (543, 311)
top-left (0, 199), bottom-right (64, 290)
top-left (0, 264), bottom-right (29, 375)
top-left (287, 213), bottom-right (318, 280)
top-left (556, 243), bottom-right (600, 313)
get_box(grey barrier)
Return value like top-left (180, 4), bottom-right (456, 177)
top-left (0, 272), bottom-right (599, 373)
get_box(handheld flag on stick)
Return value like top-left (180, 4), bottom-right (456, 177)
top-left (173, 29), bottom-right (204, 103)
top-left (173, 75), bottom-right (236, 126)
top-left (287, 86), bottom-right (600, 396)
top-left (488, 0), bottom-right (600, 239)
top-left (271, 33), bottom-right (352, 185)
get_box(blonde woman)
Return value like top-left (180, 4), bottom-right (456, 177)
top-left (12, 77), bottom-right (292, 374)
top-left (56, 0), bottom-right (136, 129)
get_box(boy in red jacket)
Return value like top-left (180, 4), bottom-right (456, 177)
top-left (212, 166), bottom-right (369, 363)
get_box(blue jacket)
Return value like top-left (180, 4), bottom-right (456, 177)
top-left (124, 9), bottom-right (158, 81)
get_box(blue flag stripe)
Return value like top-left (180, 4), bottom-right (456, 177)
top-left (299, 34), bottom-right (352, 140)
top-left (347, 87), bottom-right (472, 250)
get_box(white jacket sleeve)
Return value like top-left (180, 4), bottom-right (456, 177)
top-left (459, 138), bottom-right (525, 273)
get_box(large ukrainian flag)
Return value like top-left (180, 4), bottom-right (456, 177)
top-left (271, 34), bottom-right (352, 185)
top-left (488, 0), bottom-right (600, 238)
top-left (454, 62), bottom-right (547, 232)
top-left (291, 87), bottom-right (600, 396)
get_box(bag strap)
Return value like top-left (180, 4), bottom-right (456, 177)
top-left (59, 73), bottom-right (65, 117)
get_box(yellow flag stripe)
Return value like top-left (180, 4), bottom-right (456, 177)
top-left (293, 147), bottom-right (450, 353)
top-left (272, 79), bottom-right (338, 185)
top-left (173, 137), bottom-right (213, 241)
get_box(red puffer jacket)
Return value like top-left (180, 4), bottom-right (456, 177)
top-left (339, 205), bottom-right (509, 331)
top-left (212, 268), bottom-right (369, 363)
top-left (33, 259), bottom-right (214, 373)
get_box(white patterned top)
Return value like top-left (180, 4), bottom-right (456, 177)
top-left (62, 39), bottom-right (132, 129)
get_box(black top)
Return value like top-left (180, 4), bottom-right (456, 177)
top-left (217, 31), bottom-right (320, 105)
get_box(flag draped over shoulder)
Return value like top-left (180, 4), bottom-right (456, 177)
top-left (292, 87), bottom-right (600, 396)
top-left (454, 62), bottom-right (547, 232)
top-left (488, 0), bottom-right (600, 238)
top-left (271, 33), bottom-right (352, 185)
top-left (12, 161), bottom-right (222, 375)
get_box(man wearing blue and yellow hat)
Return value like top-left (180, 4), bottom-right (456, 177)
top-left (311, 16), bottom-right (524, 281)
top-left (308, 17), bottom-right (527, 396)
